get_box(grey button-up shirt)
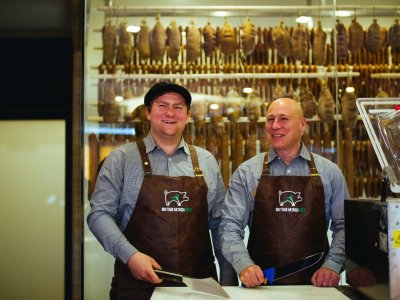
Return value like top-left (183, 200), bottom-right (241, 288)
top-left (87, 134), bottom-right (228, 272)
top-left (219, 144), bottom-right (349, 275)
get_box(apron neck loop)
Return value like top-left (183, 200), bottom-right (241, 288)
top-left (261, 153), bottom-right (270, 176)
top-left (137, 140), bottom-right (152, 176)
top-left (188, 144), bottom-right (207, 189)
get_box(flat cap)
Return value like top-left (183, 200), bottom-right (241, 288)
top-left (144, 82), bottom-right (192, 107)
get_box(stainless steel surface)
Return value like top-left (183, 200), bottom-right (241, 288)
top-left (345, 198), bottom-right (400, 300)
top-left (356, 98), bottom-right (400, 193)
top-left (387, 201), bottom-right (400, 300)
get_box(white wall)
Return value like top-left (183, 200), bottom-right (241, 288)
top-left (0, 120), bottom-right (65, 300)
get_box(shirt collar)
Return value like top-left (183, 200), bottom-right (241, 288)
top-left (267, 142), bottom-right (311, 163)
top-left (143, 133), bottom-right (189, 155)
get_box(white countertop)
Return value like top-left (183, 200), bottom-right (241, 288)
top-left (151, 286), bottom-right (350, 300)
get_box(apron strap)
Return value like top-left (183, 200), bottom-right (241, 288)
top-left (188, 144), bottom-right (207, 190)
top-left (308, 154), bottom-right (323, 188)
top-left (137, 139), bottom-right (152, 176)
top-left (261, 153), bottom-right (270, 176)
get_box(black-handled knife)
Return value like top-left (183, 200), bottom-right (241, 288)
top-left (263, 252), bottom-right (324, 284)
top-left (155, 269), bottom-right (230, 298)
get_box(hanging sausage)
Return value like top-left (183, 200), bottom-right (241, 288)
top-left (291, 23), bottom-right (308, 63)
top-left (317, 81), bottom-right (335, 124)
top-left (102, 19), bottom-right (117, 66)
top-left (116, 21), bottom-right (133, 67)
top-left (186, 20), bottom-right (202, 63)
top-left (219, 21), bottom-right (237, 56)
top-left (311, 20), bottom-right (327, 66)
top-left (335, 19), bottom-right (349, 61)
top-left (150, 15), bottom-right (167, 62)
top-left (366, 18), bottom-right (383, 53)
top-left (167, 19), bottom-right (181, 62)
top-left (241, 17), bottom-right (257, 56)
top-left (272, 21), bottom-right (291, 59)
top-left (348, 17), bottom-right (364, 64)
top-left (138, 18), bottom-right (151, 61)
top-left (202, 21), bottom-right (217, 57)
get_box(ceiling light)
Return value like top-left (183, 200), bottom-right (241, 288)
top-left (209, 103), bottom-right (220, 110)
top-left (115, 95), bottom-right (124, 102)
top-left (211, 11), bottom-right (232, 17)
top-left (335, 10), bottom-right (353, 17)
top-left (243, 87), bottom-right (253, 94)
top-left (126, 25), bottom-right (141, 33)
top-left (345, 86), bottom-right (355, 93)
top-left (296, 16), bottom-right (312, 23)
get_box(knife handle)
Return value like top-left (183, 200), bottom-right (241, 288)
top-left (154, 270), bottom-right (183, 284)
top-left (263, 268), bottom-right (275, 284)
top-left (241, 268), bottom-right (275, 288)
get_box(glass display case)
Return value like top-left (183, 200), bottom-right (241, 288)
top-left (83, 1), bottom-right (400, 299)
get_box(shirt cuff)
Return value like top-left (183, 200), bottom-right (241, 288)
top-left (322, 259), bottom-right (343, 274)
top-left (118, 242), bottom-right (137, 264)
top-left (234, 256), bottom-right (255, 275)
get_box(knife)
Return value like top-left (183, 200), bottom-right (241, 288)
top-left (155, 269), bottom-right (230, 298)
top-left (263, 251), bottom-right (324, 284)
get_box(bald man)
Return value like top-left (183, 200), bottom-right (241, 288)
top-left (219, 98), bottom-right (349, 287)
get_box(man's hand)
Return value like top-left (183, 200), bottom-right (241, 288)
top-left (239, 265), bottom-right (267, 288)
top-left (127, 251), bottom-right (163, 284)
top-left (346, 267), bottom-right (376, 287)
top-left (311, 267), bottom-right (340, 287)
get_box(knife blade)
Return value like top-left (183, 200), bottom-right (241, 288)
top-left (155, 269), bottom-right (230, 298)
top-left (263, 251), bottom-right (324, 284)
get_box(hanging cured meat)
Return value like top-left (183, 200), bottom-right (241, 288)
top-left (191, 97), bottom-right (207, 125)
top-left (335, 19), bottom-right (348, 60)
top-left (241, 17), bottom-right (257, 56)
top-left (102, 20), bottom-right (117, 65)
top-left (167, 19), bottom-right (181, 62)
top-left (291, 23), bottom-right (308, 62)
top-left (341, 91), bottom-right (358, 129)
top-left (349, 17), bottom-right (364, 53)
top-left (116, 22), bottom-right (132, 65)
top-left (150, 15), bottom-right (167, 62)
top-left (246, 90), bottom-right (262, 122)
top-left (388, 19), bottom-right (400, 52)
top-left (102, 79), bottom-right (119, 123)
top-left (225, 88), bottom-right (242, 122)
top-left (300, 87), bottom-right (317, 118)
top-left (272, 21), bottom-right (291, 58)
top-left (376, 87), bottom-right (389, 98)
top-left (366, 19), bottom-right (382, 53)
top-left (286, 82), bottom-right (300, 102)
top-left (272, 80), bottom-right (286, 100)
top-left (317, 82), bottom-right (335, 124)
top-left (202, 22), bottom-right (217, 57)
top-left (138, 19), bottom-right (151, 61)
top-left (186, 20), bottom-right (201, 62)
top-left (312, 21), bottom-right (327, 66)
top-left (219, 21), bottom-right (237, 56)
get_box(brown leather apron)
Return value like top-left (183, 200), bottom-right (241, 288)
top-left (247, 153), bottom-right (329, 285)
top-left (110, 140), bottom-right (217, 300)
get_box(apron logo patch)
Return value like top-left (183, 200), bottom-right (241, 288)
top-left (275, 190), bottom-right (306, 213)
top-left (161, 190), bottom-right (192, 213)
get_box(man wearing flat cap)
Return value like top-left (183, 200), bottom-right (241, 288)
top-left (88, 82), bottom-right (237, 299)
